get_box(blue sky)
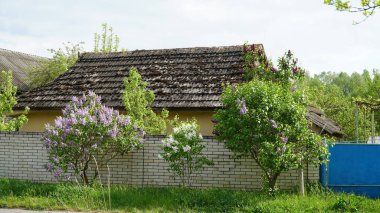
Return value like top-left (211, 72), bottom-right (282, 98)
top-left (0, 0), bottom-right (379, 75)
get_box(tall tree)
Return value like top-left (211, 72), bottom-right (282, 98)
top-left (27, 23), bottom-right (122, 88)
top-left (93, 23), bottom-right (121, 53)
top-left (304, 70), bottom-right (380, 141)
top-left (214, 45), bottom-right (326, 193)
top-left (27, 42), bottom-right (83, 89)
top-left (123, 67), bottom-right (168, 135)
top-left (0, 70), bottom-right (29, 131)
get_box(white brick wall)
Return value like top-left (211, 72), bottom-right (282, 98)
top-left (0, 132), bottom-right (319, 189)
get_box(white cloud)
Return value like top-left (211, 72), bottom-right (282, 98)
top-left (0, 0), bottom-right (379, 74)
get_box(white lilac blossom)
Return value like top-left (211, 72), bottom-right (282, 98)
top-left (183, 145), bottom-right (191, 152)
top-left (158, 119), bottom-right (213, 187)
top-left (172, 146), bottom-right (178, 153)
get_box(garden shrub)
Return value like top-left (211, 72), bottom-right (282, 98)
top-left (43, 91), bottom-right (144, 185)
top-left (159, 117), bottom-right (213, 187)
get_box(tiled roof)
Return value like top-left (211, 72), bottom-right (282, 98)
top-left (307, 106), bottom-right (343, 138)
top-left (0, 48), bottom-right (46, 92)
top-left (16, 45), bottom-right (251, 109)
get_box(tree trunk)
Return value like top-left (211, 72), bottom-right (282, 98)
top-left (268, 174), bottom-right (278, 195)
top-left (81, 160), bottom-right (90, 185)
top-left (82, 170), bottom-right (89, 185)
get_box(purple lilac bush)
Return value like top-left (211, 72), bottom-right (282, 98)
top-left (43, 91), bottom-right (144, 185)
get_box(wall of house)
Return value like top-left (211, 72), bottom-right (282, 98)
top-left (0, 132), bottom-right (319, 190)
top-left (19, 111), bottom-right (62, 132)
top-left (20, 110), bottom-right (216, 136)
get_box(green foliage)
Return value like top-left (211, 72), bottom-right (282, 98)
top-left (324, 0), bottom-right (380, 22)
top-left (27, 42), bottom-right (84, 88)
top-left (304, 70), bottom-right (380, 141)
top-left (159, 117), bottom-right (213, 187)
top-left (27, 23), bottom-right (123, 88)
top-left (330, 196), bottom-right (363, 212)
top-left (325, 0), bottom-right (352, 11)
top-left (123, 67), bottom-right (168, 135)
top-left (2, 178), bottom-right (380, 212)
top-left (243, 44), bottom-right (305, 87)
top-left (215, 45), bottom-right (325, 193)
top-left (0, 70), bottom-right (29, 131)
top-left (93, 23), bottom-right (121, 53)
top-left (214, 79), bottom-right (326, 193)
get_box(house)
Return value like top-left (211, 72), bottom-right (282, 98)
top-left (0, 48), bottom-right (46, 93)
top-left (14, 44), bottom-right (343, 137)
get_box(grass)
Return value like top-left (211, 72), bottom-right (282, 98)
top-left (1, 178), bottom-right (380, 212)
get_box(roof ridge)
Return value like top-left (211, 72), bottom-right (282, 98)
top-left (80, 44), bottom-right (262, 56)
top-left (0, 48), bottom-right (49, 60)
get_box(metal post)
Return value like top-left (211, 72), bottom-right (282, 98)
top-left (324, 138), bottom-right (328, 187)
top-left (372, 110), bottom-right (375, 144)
top-left (364, 108), bottom-right (366, 143)
top-left (356, 103), bottom-right (359, 143)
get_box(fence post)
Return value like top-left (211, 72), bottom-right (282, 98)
top-left (356, 103), bottom-right (359, 143)
top-left (371, 110), bottom-right (375, 144)
top-left (299, 167), bottom-right (305, 196)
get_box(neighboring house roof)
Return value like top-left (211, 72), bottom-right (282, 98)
top-left (0, 48), bottom-right (46, 92)
top-left (308, 106), bottom-right (343, 138)
top-left (15, 44), bottom-right (343, 137)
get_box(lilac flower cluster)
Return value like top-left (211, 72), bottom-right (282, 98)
top-left (236, 97), bottom-right (248, 115)
top-left (42, 91), bottom-right (143, 180)
top-left (269, 119), bottom-right (277, 129)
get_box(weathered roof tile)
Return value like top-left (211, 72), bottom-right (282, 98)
top-left (16, 45), bottom-right (248, 110)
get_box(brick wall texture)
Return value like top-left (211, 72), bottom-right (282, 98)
top-left (0, 132), bottom-right (319, 190)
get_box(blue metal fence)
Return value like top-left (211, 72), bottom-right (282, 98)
top-left (320, 143), bottom-right (380, 198)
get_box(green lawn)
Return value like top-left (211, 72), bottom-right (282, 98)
top-left (0, 178), bottom-right (379, 212)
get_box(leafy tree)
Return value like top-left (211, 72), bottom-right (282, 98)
top-left (324, 0), bottom-right (380, 23)
top-left (214, 80), bottom-right (326, 193)
top-left (305, 80), bottom-right (359, 140)
top-left (304, 70), bottom-right (380, 141)
top-left (0, 70), bottom-right (29, 131)
top-left (27, 42), bottom-right (84, 89)
top-left (159, 117), bottom-right (213, 187)
top-left (43, 91), bottom-right (144, 185)
top-left (27, 23), bottom-right (122, 88)
top-left (214, 45), bottom-right (326, 193)
top-left (94, 23), bottom-right (121, 53)
top-left (123, 67), bottom-right (168, 135)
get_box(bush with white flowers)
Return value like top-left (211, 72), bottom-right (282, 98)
top-left (159, 118), bottom-right (213, 187)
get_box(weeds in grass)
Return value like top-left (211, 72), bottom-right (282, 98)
top-left (1, 178), bottom-right (380, 212)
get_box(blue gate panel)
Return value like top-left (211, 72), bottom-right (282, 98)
top-left (320, 144), bottom-right (380, 198)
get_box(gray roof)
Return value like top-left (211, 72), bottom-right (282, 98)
top-left (16, 45), bottom-right (251, 109)
top-left (0, 48), bottom-right (46, 92)
top-left (307, 106), bottom-right (343, 138)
